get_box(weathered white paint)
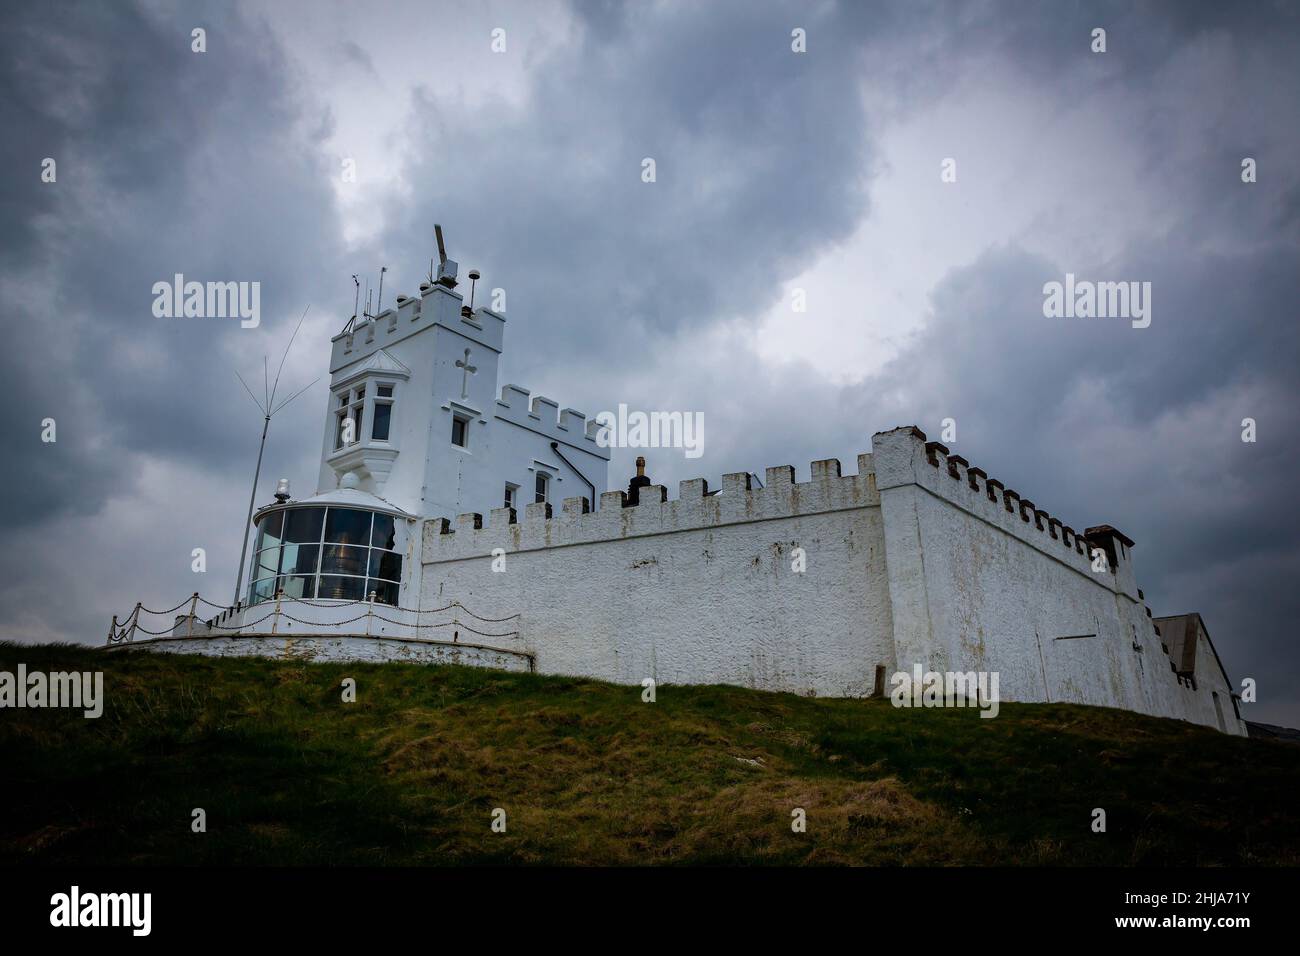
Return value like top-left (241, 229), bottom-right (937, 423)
top-left (410, 427), bottom-right (1246, 734)
top-left (421, 458), bottom-right (894, 696)
top-left (872, 427), bottom-right (1246, 734)
top-left (1152, 613), bottom-right (1247, 735)
top-left (112, 633), bottom-right (531, 671)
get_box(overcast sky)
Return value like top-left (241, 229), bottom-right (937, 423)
top-left (3, 1), bottom-right (1298, 725)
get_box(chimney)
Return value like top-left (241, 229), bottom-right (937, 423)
top-left (627, 456), bottom-right (651, 506)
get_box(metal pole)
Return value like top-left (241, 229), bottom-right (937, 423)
top-left (186, 593), bottom-right (199, 638)
top-left (233, 414), bottom-right (271, 607)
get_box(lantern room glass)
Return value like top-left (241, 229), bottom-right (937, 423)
top-left (247, 505), bottom-right (405, 608)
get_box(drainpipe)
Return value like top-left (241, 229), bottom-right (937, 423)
top-left (550, 441), bottom-right (598, 511)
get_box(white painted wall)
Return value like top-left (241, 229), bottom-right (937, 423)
top-left (314, 281), bottom-right (609, 528)
top-left (420, 459), bottom-right (895, 696)
top-left (112, 633), bottom-right (531, 671)
top-left (1152, 614), bottom-right (1248, 736)
top-left (871, 427), bottom-right (1245, 735)
top-left (295, 278), bottom-right (608, 613)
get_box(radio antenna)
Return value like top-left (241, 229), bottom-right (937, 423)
top-left (231, 306), bottom-right (321, 608)
top-left (340, 275), bottom-right (361, 335)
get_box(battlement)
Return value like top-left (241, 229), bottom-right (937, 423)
top-left (423, 453), bottom-right (880, 560)
top-left (494, 384), bottom-right (610, 457)
top-left (871, 426), bottom-right (1138, 597)
top-left (329, 283), bottom-right (504, 375)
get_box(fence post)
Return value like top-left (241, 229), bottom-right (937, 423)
top-left (107, 615), bottom-right (118, 644)
top-left (127, 603), bottom-right (141, 643)
top-left (271, 588), bottom-right (283, 635)
top-left (366, 590), bottom-right (376, 636)
top-left (186, 592), bottom-right (199, 638)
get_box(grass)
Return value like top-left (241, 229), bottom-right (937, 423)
top-left (1, 641), bottom-right (1297, 866)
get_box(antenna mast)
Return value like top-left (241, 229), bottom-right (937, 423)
top-left (341, 275), bottom-right (361, 335)
top-left (231, 307), bottom-right (321, 608)
top-left (432, 223), bottom-right (458, 288)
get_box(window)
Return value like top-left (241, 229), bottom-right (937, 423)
top-left (247, 505), bottom-right (405, 607)
top-left (334, 386), bottom-right (367, 449)
top-left (284, 507), bottom-right (324, 545)
top-left (372, 384), bottom-right (394, 441)
top-left (371, 513), bottom-right (396, 550)
top-left (279, 543), bottom-right (319, 577)
top-left (325, 507), bottom-right (371, 546)
top-left (254, 511), bottom-right (284, 552)
top-left (504, 483), bottom-right (518, 510)
top-left (535, 472), bottom-right (549, 504)
top-left (451, 415), bottom-right (469, 448)
top-left (321, 544), bottom-right (369, 577)
top-left (317, 575), bottom-right (367, 601)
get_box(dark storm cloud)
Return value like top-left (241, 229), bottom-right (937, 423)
top-left (0, 0), bottom-right (344, 530)
top-left (338, 39), bottom-right (376, 74)
top-left (834, 5), bottom-right (1300, 721)
top-left (374, 0), bottom-right (875, 380)
top-left (513, 1), bottom-right (1300, 720)
top-left (1, 0), bottom-right (1297, 723)
top-left (849, 232), bottom-right (1300, 720)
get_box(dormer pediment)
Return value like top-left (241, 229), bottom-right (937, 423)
top-left (332, 348), bottom-right (411, 390)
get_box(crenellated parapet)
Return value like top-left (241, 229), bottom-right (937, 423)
top-left (494, 384), bottom-right (610, 457)
top-left (871, 425), bottom-right (1139, 598)
top-left (331, 283), bottom-right (505, 374)
top-left (423, 454), bottom-right (880, 561)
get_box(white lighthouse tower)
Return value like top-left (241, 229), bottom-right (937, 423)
top-left (218, 234), bottom-right (611, 633)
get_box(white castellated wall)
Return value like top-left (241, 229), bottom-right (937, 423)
top-left (418, 426), bottom-right (1246, 735)
top-left (871, 427), bottom-right (1244, 734)
top-left (421, 459), bottom-right (897, 696)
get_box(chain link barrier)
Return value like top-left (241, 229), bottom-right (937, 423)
top-left (106, 592), bottom-right (521, 645)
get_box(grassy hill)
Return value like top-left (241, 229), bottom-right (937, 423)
top-left (2, 641), bottom-right (1297, 866)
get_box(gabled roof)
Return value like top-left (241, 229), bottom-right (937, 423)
top-left (333, 347), bottom-right (411, 388)
top-left (1152, 612), bottom-right (1235, 693)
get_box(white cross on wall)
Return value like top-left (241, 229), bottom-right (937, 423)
top-left (455, 348), bottom-right (477, 399)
